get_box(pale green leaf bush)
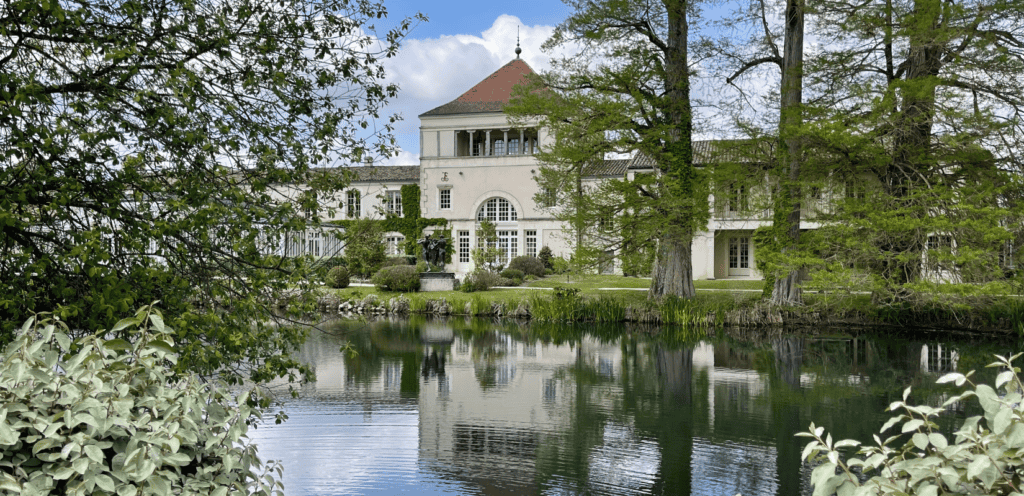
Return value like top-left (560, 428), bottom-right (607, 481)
top-left (800, 353), bottom-right (1024, 495)
top-left (0, 306), bottom-right (283, 495)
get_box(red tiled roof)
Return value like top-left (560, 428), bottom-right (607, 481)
top-left (420, 59), bottom-right (536, 117)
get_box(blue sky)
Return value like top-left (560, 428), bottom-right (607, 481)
top-left (370, 1), bottom-right (769, 164)
top-left (371, 2), bottom-right (575, 164)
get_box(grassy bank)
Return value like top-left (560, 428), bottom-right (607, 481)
top-left (325, 275), bottom-right (1024, 333)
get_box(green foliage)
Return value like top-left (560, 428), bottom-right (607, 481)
top-left (372, 265), bottom-right (420, 292)
top-left (800, 353), bottom-right (1024, 495)
top-left (472, 220), bottom-right (503, 271)
top-left (461, 271), bottom-right (501, 293)
top-left (0, 0), bottom-right (424, 382)
top-left (400, 185), bottom-right (421, 220)
top-left (538, 246), bottom-right (554, 270)
top-left (333, 217), bottom-right (449, 261)
top-left (384, 256), bottom-right (412, 267)
top-left (620, 245), bottom-right (655, 277)
top-left (500, 269), bottom-right (525, 282)
top-left (508, 256), bottom-right (546, 278)
top-left (504, 0), bottom-right (707, 298)
top-left (0, 307), bottom-right (283, 495)
top-left (342, 219), bottom-right (388, 280)
top-left (326, 266), bottom-right (350, 289)
top-left (551, 256), bottom-right (571, 275)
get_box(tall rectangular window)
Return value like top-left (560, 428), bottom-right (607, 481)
top-left (459, 231), bottom-right (470, 263)
top-left (307, 231), bottom-right (321, 257)
top-left (386, 235), bottom-right (404, 256)
top-left (728, 185), bottom-right (747, 212)
top-left (493, 139), bottom-right (505, 156)
top-left (439, 188), bottom-right (451, 210)
top-left (525, 230), bottom-right (537, 257)
top-left (497, 230), bottom-right (518, 265)
top-left (385, 190), bottom-right (402, 217)
top-left (507, 138), bottom-right (520, 155)
top-left (346, 190), bottom-right (361, 218)
top-left (729, 237), bottom-right (750, 269)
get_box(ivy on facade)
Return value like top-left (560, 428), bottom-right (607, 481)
top-left (329, 184), bottom-right (452, 262)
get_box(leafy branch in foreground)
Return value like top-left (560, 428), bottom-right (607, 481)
top-left (800, 353), bottom-right (1024, 495)
top-left (0, 306), bottom-right (282, 495)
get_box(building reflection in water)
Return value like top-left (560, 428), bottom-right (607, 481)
top-left (252, 317), bottom-right (999, 495)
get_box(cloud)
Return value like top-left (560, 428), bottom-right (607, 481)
top-left (378, 148), bottom-right (419, 166)
top-left (381, 16), bottom-right (558, 159)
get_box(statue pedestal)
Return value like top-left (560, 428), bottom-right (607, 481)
top-left (420, 272), bottom-right (455, 292)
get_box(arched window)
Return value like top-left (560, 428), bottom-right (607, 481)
top-left (477, 198), bottom-right (518, 222)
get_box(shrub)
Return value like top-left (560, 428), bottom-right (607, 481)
top-left (372, 265), bottom-right (421, 292)
top-left (326, 265), bottom-right (350, 288)
top-left (500, 268), bottom-right (525, 281)
top-left (551, 256), bottom-right (570, 274)
top-left (508, 256), bottom-right (545, 277)
top-left (497, 277), bottom-right (520, 287)
top-left (801, 353), bottom-right (1024, 495)
top-left (343, 218), bottom-right (387, 279)
top-left (0, 307), bottom-right (283, 495)
top-left (383, 256), bottom-right (411, 267)
top-left (461, 270), bottom-right (501, 292)
top-left (415, 261), bottom-right (428, 273)
top-left (538, 246), bottom-right (554, 270)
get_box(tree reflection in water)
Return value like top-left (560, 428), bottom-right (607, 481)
top-left (251, 317), bottom-right (1020, 496)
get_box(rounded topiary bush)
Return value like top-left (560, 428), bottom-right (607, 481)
top-left (372, 265), bottom-right (421, 292)
top-left (326, 265), bottom-right (350, 288)
top-left (0, 307), bottom-right (282, 496)
top-left (508, 256), bottom-right (545, 277)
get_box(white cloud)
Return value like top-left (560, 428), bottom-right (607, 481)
top-left (382, 16), bottom-right (559, 159)
top-left (378, 148), bottom-right (419, 166)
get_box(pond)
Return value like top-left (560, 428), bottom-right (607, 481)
top-left (247, 317), bottom-right (1019, 495)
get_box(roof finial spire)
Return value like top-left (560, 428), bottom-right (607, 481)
top-left (515, 27), bottom-right (522, 58)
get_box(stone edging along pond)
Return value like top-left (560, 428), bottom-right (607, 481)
top-left (311, 293), bottom-right (1023, 334)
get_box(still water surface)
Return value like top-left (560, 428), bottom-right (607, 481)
top-left (248, 317), bottom-right (1018, 495)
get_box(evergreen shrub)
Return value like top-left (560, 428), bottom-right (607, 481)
top-left (372, 265), bottom-right (420, 292)
top-left (508, 256), bottom-right (545, 277)
top-left (326, 266), bottom-right (350, 288)
top-left (538, 246), bottom-right (554, 270)
top-left (0, 307), bottom-right (283, 495)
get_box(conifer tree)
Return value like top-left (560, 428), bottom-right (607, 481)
top-left (506, 0), bottom-right (707, 298)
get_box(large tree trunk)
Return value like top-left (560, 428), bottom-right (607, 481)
top-left (650, 0), bottom-right (698, 299)
top-left (650, 235), bottom-right (696, 298)
top-left (879, 0), bottom-right (942, 290)
top-left (770, 0), bottom-right (805, 306)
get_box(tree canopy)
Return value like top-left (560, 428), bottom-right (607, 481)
top-left (0, 0), bottom-right (420, 382)
top-left (795, 0), bottom-right (1024, 298)
top-left (506, 0), bottom-right (708, 298)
